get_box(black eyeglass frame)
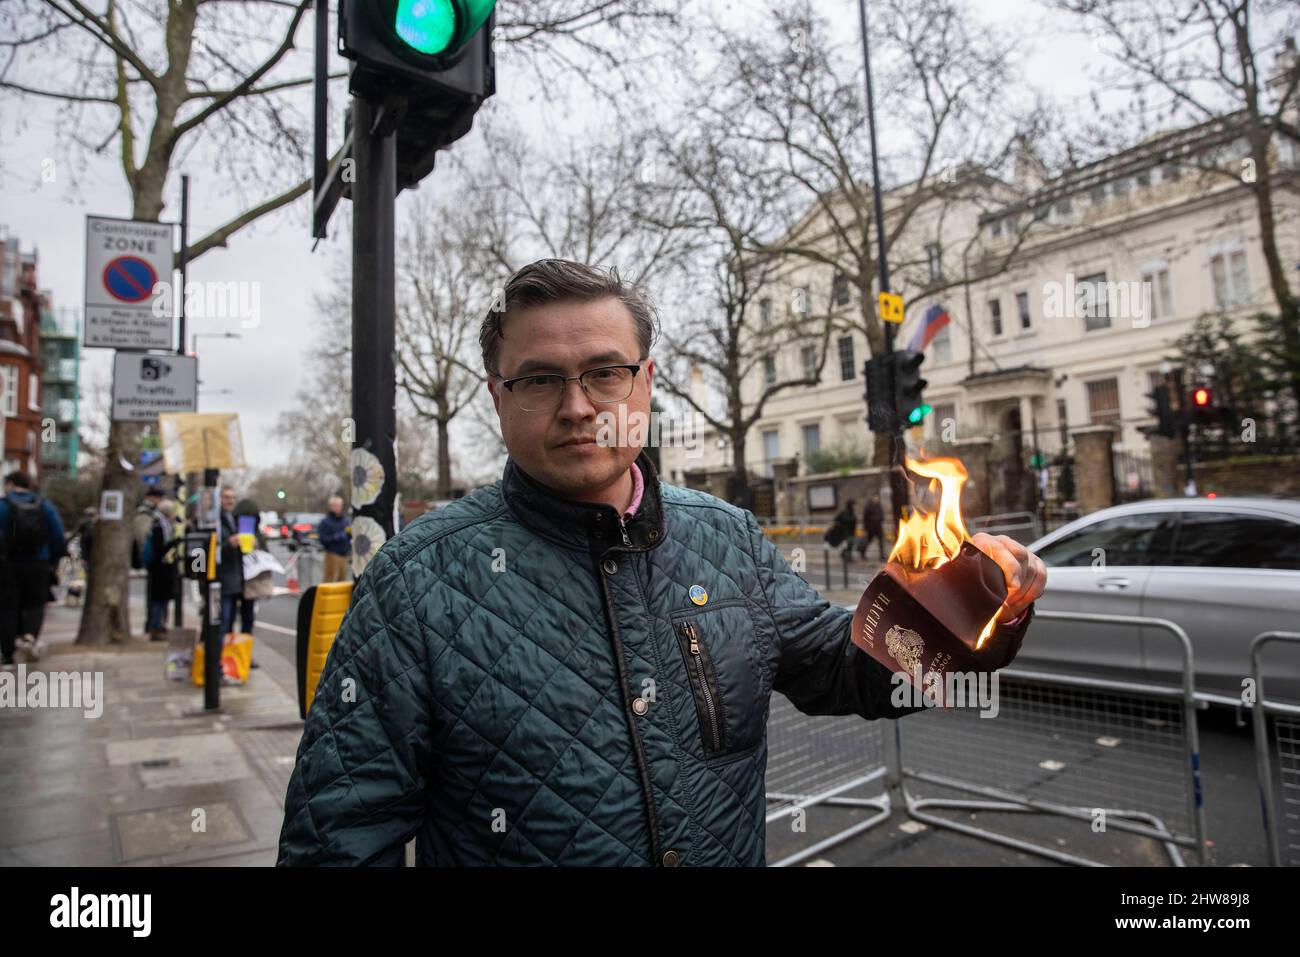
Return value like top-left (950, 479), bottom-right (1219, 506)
top-left (496, 360), bottom-right (647, 410)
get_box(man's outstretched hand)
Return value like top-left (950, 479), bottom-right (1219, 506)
top-left (970, 533), bottom-right (1047, 623)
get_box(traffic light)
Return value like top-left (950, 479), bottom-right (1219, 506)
top-left (1189, 384), bottom-right (1216, 427)
top-left (341, 0), bottom-right (494, 92)
top-left (276, 488), bottom-right (287, 501)
top-left (340, 0), bottom-right (496, 188)
top-left (1146, 382), bottom-right (1179, 438)
top-left (893, 350), bottom-right (929, 426)
top-left (864, 355), bottom-right (896, 433)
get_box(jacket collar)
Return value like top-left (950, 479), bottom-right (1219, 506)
top-left (502, 450), bottom-right (666, 555)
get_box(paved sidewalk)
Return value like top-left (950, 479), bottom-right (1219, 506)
top-left (0, 598), bottom-right (303, 866)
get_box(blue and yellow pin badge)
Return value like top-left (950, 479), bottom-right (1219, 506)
top-left (689, 584), bottom-right (708, 606)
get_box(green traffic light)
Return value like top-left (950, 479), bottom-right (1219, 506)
top-left (276, 488), bottom-right (286, 500)
top-left (392, 0), bottom-right (494, 56)
top-left (907, 404), bottom-right (932, 424)
top-left (394, 0), bottom-right (456, 54)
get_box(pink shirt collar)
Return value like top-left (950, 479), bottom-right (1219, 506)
top-left (622, 461), bottom-right (645, 520)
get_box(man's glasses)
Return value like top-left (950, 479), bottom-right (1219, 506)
top-left (498, 360), bottom-right (645, 413)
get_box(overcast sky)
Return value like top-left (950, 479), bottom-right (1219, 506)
top-left (0, 0), bottom-right (1190, 471)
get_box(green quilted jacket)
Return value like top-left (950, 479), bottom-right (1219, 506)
top-left (277, 452), bottom-right (1028, 866)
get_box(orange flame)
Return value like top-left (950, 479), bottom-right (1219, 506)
top-left (887, 456), bottom-right (1003, 649)
top-left (887, 457), bottom-right (971, 571)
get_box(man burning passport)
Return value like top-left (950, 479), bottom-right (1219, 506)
top-left (278, 259), bottom-right (1047, 867)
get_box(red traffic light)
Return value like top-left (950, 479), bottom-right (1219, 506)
top-left (1192, 386), bottom-right (1211, 407)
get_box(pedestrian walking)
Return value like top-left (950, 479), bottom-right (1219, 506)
top-left (857, 492), bottom-right (888, 561)
top-left (0, 470), bottom-right (67, 665)
top-left (824, 498), bottom-right (858, 562)
top-left (318, 494), bottom-right (352, 583)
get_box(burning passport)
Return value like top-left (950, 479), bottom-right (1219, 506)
top-left (850, 457), bottom-right (1026, 706)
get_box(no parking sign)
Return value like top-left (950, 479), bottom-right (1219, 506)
top-left (84, 215), bottom-right (175, 349)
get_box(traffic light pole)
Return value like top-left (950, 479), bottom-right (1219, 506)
top-left (858, 0), bottom-right (908, 530)
top-left (352, 96), bottom-right (399, 545)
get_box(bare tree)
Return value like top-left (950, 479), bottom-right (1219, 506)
top-left (699, 0), bottom-right (1049, 464)
top-left (465, 117), bottom-right (695, 287)
top-left (396, 196), bottom-right (489, 499)
top-left (647, 129), bottom-right (834, 502)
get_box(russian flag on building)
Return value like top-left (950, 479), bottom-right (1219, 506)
top-left (907, 303), bottom-right (951, 353)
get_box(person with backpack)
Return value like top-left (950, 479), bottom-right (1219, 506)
top-left (132, 487), bottom-right (163, 571)
top-left (0, 470), bottom-right (67, 665)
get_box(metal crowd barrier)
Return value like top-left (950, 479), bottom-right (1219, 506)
top-left (896, 611), bottom-right (1206, 866)
top-left (1250, 632), bottom-right (1300, 867)
top-left (764, 692), bottom-right (891, 867)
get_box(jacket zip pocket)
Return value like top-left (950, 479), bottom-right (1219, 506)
top-left (674, 619), bottom-right (726, 755)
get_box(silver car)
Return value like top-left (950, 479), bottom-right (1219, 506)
top-left (1023, 498), bottom-right (1300, 703)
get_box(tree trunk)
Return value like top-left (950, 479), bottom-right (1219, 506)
top-left (436, 416), bottom-right (452, 500)
top-left (77, 420), bottom-right (142, 644)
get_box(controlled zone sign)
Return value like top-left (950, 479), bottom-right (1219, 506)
top-left (84, 215), bottom-right (175, 350)
top-left (112, 352), bottom-right (197, 422)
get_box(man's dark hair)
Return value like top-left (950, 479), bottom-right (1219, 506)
top-left (4, 470), bottom-right (32, 489)
top-left (479, 259), bottom-right (659, 377)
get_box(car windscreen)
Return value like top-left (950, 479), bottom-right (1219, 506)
top-left (1034, 512), bottom-right (1175, 567)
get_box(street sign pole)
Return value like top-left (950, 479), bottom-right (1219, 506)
top-left (175, 174), bottom-right (189, 630)
top-left (351, 95), bottom-right (399, 549)
top-left (858, 0), bottom-right (909, 529)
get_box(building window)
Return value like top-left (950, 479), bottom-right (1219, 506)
top-left (762, 353), bottom-right (776, 387)
top-left (28, 373), bottom-right (39, 411)
top-left (1210, 249), bottom-right (1249, 309)
top-left (988, 298), bottom-right (1003, 337)
top-left (837, 336), bottom-right (855, 381)
top-left (1016, 291), bottom-right (1031, 330)
top-left (1136, 169), bottom-right (1150, 187)
top-left (800, 344), bottom-right (818, 382)
top-left (990, 219), bottom-right (1002, 237)
top-left (762, 429), bottom-right (780, 478)
top-left (1141, 265), bottom-right (1172, 320)
top-left (1, 365), bottom-right (17, 417)
top-left (926, 244), bottom-right (943, 282)
top-left (831, 274), bottom-right (850, 308)
top-left (931, 402), bottom-right (955, 438)
top-left (1057, 397), bottom-right (1068, 446)
top-left (1112, 177), bottom-right (1131, 197)
top-left (802, 423), bottom-right (821, 456)
top-left (1163, 162), bottom-right (1182, 182)
top-left (759, 298), bottom-right (772, 328)
top-left (1055, 197), bottom-right (1072, 217)
top-left (1089, 184), bottom-right (1106, 206)
top-left (1078, 272), bottom-right (1111, 330)
top-left (794, 286), bottom-right (811, 317)
top-left (931, 322), bottom-right (952, 364)
top-left (1086, 378), bottom-right (1121, 426)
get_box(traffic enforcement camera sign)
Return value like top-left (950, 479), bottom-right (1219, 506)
top-left (84, 215), bottom-right (175, 350)
top-left (878, 291), bottom-right (904, 324)
top-left (112, 352), bottom-right (197, 422)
